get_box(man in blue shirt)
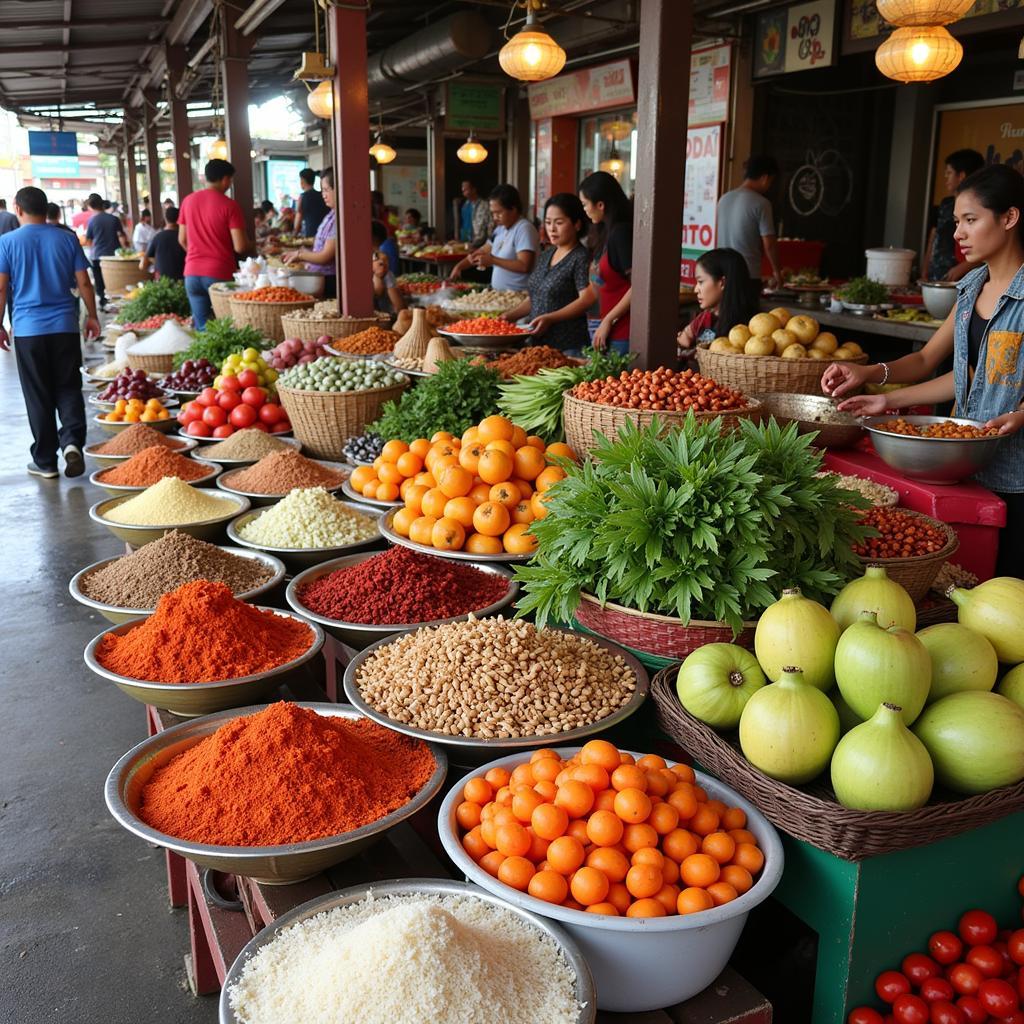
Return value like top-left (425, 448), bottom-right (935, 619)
top-left (84, 194), bottom-right (127, 309)
top-left (0, 199), bottom-right (18, 235)
top-left (0, 186), bottom-right (100, 479)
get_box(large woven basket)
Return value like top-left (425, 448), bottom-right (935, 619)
top-left (125, 352), bottom-right (174, 373)
top-left (98, 257), bottom-right (149, 295)
top-left (574, 592), bottom-right (757, 661)
top-left (277, 379), bottom-right (408, 459)
top-left (857, 509), bottom-right (959, 602)
top-left (563, 392), bottom-right (762, 455)
top-left (227, 296), bottom-right (315, 342)
top-left (279, 312), bottom-right (381, 343)
top-left (650, 667), bottom-right (1024, 861)
top-left (208, 284), bottom-right (236, 320)
top-left (696, 344), bottom-right (869, 396)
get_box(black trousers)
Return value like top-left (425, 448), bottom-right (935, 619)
top-left (91, 259), bottom-right (106, 303)
top-left (995, 491), bottom-right (1024, 578)
top-left (14, 332), bottom-right (86, 470)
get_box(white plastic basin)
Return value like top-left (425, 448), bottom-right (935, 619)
top-left (865, 247), bottom-right (916, 287)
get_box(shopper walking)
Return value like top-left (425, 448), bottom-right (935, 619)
top-left (458, 179), bottom-right (491, 248)
top-left (295, 168), bottom-right (327, 238)
top-left (132, 208), bottom-right (156, 252)
top-left (0, 186), bottom-right (99, 479)
top-left (85, 195), bottom-right (127, 309)
top-left (141, 206), bottom-right (185, 281)
top-left (0, 200), bottom-right (18, 235)
top-left (716, 155), bottom-right (782, 298)
top-left (46, 203), bottom-right (75, 233)
top-left (177, 159), bottom-right (250, 330)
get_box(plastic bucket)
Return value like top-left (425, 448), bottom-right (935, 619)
top-left (865, 247), bottom-right (916, 287)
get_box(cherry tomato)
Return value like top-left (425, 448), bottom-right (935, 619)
top-left (904, 955), bottom-right (943, 987)
top-left (954, 995), bottom-right (988, 1023)
top-left (967, 946), bottom-right (1006, 980)
top-left (849, 1009), bottom-right (887, 1024)
top-left (992, 941), bottom-right (1015, 976)
top-left (893, 994), bottom-right (930, 1024)
top-left (931, 933), bottom-right (966, 966)
top-left (998, 1013), bottom-right (1024, 1024)
top-left (949, 964), bottom-right (985, 997)
top-left (878, 972), bottom-right (914, 1004)
top-left (928, 1002), bottom-right (965, 1024)
top-left (977, 978), bottom-right (1019, 1017)
top-left (921, 978), bottom-right (956, 1003)
top-left (960, 911), bottom-right (999, 948)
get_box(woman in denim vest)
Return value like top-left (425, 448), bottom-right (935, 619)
top-left (823, 165), bottom-right (1024, 575)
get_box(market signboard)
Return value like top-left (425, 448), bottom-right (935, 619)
top-left (527, 60), bottom-right (635, 120)
top-left (446, 82), bottom-right (504, 133)
top-left (689, 44), bottom-right (731, 126)
top-left (28, 130), bottom-right (79, 177)
top-left (753, 0), bottom-right (836, 79)
top-left (680, 123), bottom-right (723, 284)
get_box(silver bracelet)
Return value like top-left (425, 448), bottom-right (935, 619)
top-left (879, 362), bottom-right (890, 386)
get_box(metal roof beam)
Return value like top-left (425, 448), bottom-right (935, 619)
top-left (166, 0), bottom-right (213, 46)
top-left (0, 39), bottom-right (157, 55)
top-left (0, 16), bottom-right (167, 30)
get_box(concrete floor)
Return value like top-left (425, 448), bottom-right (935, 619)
top-left (0, 338), bottom-right (219, 1022)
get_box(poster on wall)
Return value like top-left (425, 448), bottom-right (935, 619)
top-left (753, 0), bottom-right (836, 78)
top-left (850, 0), bottom-right (1021, 40)
top-left (381, 164), bottom-right (429, 217)
top-left (680, 123), bottom-right (723, 284)
top-left (689, 44), bottom-right (731, 126)
top-left (265, 158), bottom-right (306, 208)
top-left (527, 60), bottom-right (635, 119)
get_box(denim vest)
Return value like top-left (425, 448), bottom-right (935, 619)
top-left (953, 262), bottom-right (1024, 493)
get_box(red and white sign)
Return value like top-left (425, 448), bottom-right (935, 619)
top-left (680, 123), bottom-right (723, 284)
top-left (528, 60), bottom-right (635, 120)
top-left (689, 44), bottom-right (731, 127)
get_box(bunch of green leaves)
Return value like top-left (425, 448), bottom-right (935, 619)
top-left (114, 277), bottom-right (190, 323)
top-left (835, 276), bottom-right (889, 305)
top-left (497, 346), bottom-right (636, 440)
top-left (515, 416), bottom-right (871, 633)
top-left (171, 317), bottom-right (269, 369)
top-left (370, 359), bottom-right (501, 442)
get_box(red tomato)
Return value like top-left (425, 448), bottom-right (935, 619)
top-left (217, 389), bottom-right (242, 411)
top-left (229, 403), bottom-right (258, 428)
top-left (849, 1009), bottom-right (887, 1024)
top-left (999, 1014), bottom-right (1024, 1024)
top-left (905, 955), bottom-right (943, 987)
top-left (202, 405), bottom-right (227, 427)
top-left (949, 964), bottom-right (985, 997)
top-left (878, 972), bottom-right (914, 1004)
top-left (961, 911), bottom-right (999, 948)
top-left (268, 420), bottom-right (290, 433)
top-left (249, 421), bottom-right (269, 432)
top-left (967, 947), bottom-right (1005, 980)
top-left (258, 402), bottom-right (282, 425)
top-left (993, 941), bottom-right (1015, 976)
top-left (921, 978), bottom-right (956, 1003)
top-left (931, 933), bottom-right (966, 966)
top-left (978, 978), bottom-right (1019, 1017)
top-left (927, 1002), bottom-right (964, 1024)
top-left (185, 420), bottom-right (211, 437)
top-left (219, 374), bottom-right (240, 391)
top-left (954, 996), bottom-right (988, 1023)
top-left (237, 369), bottom-right (259, 388)
top-left (197, 387), bottom-right (219, 407)
top-left (893, 994), bottom-right (930, 1024)
top-left (212, 424), bottom-right (234, 438)
top-left (241, 386), bottom-right (266, 408)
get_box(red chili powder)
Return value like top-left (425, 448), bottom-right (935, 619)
top-left (138, 702), bottom-right (436, 845)
top-left (297, 545), bottom-right (510, 623)
top-left (97, 445), bottom-right (210, 486)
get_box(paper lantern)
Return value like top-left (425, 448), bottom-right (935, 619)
top-left (208, 138), bottom-right (229, 160)
top-left (457, 135), bottom-right (488, 164)
top-left (369, 140), bottom-right (397, 164)
top-left (875, 25), bottom-right (962, 82)
top-left (160, 157), bottom-right (176, 174)
top-left (307, 80), bottom-right (334, 119)
top-left (876, 0), bottom-right (974, 26)
top-left (498, 11), bottom-right (566, 83)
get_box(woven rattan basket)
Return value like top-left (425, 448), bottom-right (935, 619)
top-left (124, 352), bottom-right (174, 373)
top-left (98, 257), bottom-right (149, 295)
top-left (574, 592), bottom-right (756, 660)
top-left (277, 379), bottom-right (408, 459)
top-left (857, 510), bottom-right (959, 602)
top-left (208, 284), bottom-right (237, 320)
top-left (696, 344), bottom-right (869, 396)
top-left (563, 392), bottom-right (762, 455)
top-left (650, 667), bottom-right (1024, 861)
top-left (278, 311), bottom-right (381, 343)
top-left (227, 296), bottom-right (316, 342)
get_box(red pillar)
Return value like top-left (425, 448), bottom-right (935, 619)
top-left (165, 44), bottom-right (193, 202)
top-left (220, 16), bottom-right (254, 242)
top-left (328, 1), bottom-right (373, 316)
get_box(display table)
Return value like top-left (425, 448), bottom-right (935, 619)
top-left (758, 300), bottom-right (938, 351)
top-left (824, 448), bottom-right (1006, 579)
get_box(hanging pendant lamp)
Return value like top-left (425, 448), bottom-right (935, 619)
top-left (208, 138), bottom-right (229, 159)
top-left (599, 146), bottom-right (625, 175)
top-left (875, 25), bottom-right (963, 82)
top-left (369, 137), bottom-right (397, 164)
top-left (499, 5), bottom-right (566, 83)
top-left (457, 133), bottom-right (489, 164)
top-left (160, 156), bottom-right (176, 174)
top-left (307, 79), bottom-right (334, 119)
top-left (876, 0), bottom-right (974, 25)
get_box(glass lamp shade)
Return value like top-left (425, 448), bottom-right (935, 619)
top-left (457, 137), bottom-right (489, 164)
top-left (499, 25), bottom-right (566, 82)
top-left (875, 25), bottom-right (963, 82)
top-left (603, 120), bottom-right (634, 142)
top-left (208, 138), bottom-right (229, 160)
top-left (369, 141), bottom-right (397, 164)
top-left (876, 0), bottom-right (974, 26)
top-left (307, 80), bottom-right (334, 119)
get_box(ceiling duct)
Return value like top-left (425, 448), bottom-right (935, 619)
top-left (367, 11), bottom-right (496, 99)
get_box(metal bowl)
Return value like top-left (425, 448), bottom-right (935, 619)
top-left (105, 704), bottom-right (447, 882)
top-left (863, 415), bottom-right (1005, 484)
top-left (88, 392), bottom-right (177, 411)
top-left (343, 626), bottom-right (649, 766)
top-left (340, 476), bottom-right (401, 508)
top-left (919, 280), bottom-right (958, 320)
top-left (89, 491), bottom-right (250, 546)
top-left (94, 412), bottom-right (178, 435)
top-left (215, 460), bottom-right (348, 507)
top-left (69, 547), bottom-right (286, 625)
top-left (84, 435), bottom-right (198, 470)
top-left (437, 326), bottom-right (532, 350)
top-left (226, 503), bottom-right (382, 573)
top-left (85, 610), bottom-right (325, 717)
top-left (89, 459), bottom-right (223, 497)
top-left (286, 552), bottom-right (518, 650)
top-left (379, 507), bottom-right (533, 563)
top-left (179, 426), bottom-right (295, 443)
top-left (217, 877), bottom-right (594, 1023)
top-left (191, 436), bottom-right (302, 468)
top-left (753, 393), bottom-right (864, 448)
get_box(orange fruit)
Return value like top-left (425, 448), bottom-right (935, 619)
top-left (376, 481), bottom-right (400, 502)
top-left (497, 855), bottom-right (535, 892)
top-left (702, 832), bottom-right (737, 865)
top-left (473, 501), bottom-right (511, 537)
top-left (707, 881), bottom-right (739, 906)
top-left (536, 466), bottom-right (566, 493)
top-left (408, 516), bottom-right (437, 546)
top-left (432, 517), bottom-right (466, 551)
top-left (554, 780), bottom-right (595, 818)
top-left (469, 481), bottom-right (491, 504)
top-left (528, 869), bottom-right (568, 905)
top-left (721, 807), bottom-right (747, 831)
top-left (513, 445), bottom-right (546, 480)
top-left (510, 424), bottom-right (528, 449)
top-left (626, 897), bottom-right (667, 918)
top-left (661, 856), bottom-right (680, 885)
top-left (403, 483), bottom-right (429, 514)
top-left (464, 533), bottom-right (503, 555)
top-left (631, 847), bottom-right (665, 870)
top-left (720, 864), bottom-right (754, 895)
top-left (350, 465), bottom-right (375, 491)
top-left (547, 835), bottom-right (586, 875)
top-left (361, 479), bottom-right (380, 499)
top-left (545, 441), bottom-right (577, 463)
top-left (461, 426), bottom-right (480, 446)
top-left (477, 414), bottom-right (514, 444)
top-left (430, 431), bottom-right (454, 444)
top-left (622, 823), bottom-right (659, 854)
top-left (531, 757), bottom-right (562, 783)
top-left (728, 829), bottom-right (758, 847)
top-left (570, 764), bottom-right (609, 792)
top-left (381, 439), bottom-right (409, 463)
top-left (677, 886), bottom-right (715, 915)
top-left (581, 740), bottom-right (622, 772)
top-left (645, 770), bottom-right (669, 797)
top-left (511, 788), bottom-right (544, 823)
top-left (667, 785), bottom-right (698, 820)
top-left (409, 437), bottom-right (431, 458)
top-left (438, 464), bottom-right (474, 499)
top-left (613, 788), bottom-right (652, 825)
top-left (526, 434), bottom-right (546, 450)
top-left (653, 883), bottom-right (682, 915)
top-left (462, 826), bottom-right (489, 861)
top-left (372, 455), bottom-right (385, 472)
top-left (611, 764), bottom-right (648, 793)
top-left (458, 441), bottom-right (484, 474)
top-left (413, 471), bottom-right (436, 488)
top-left (732, 843), bottom-right (765, 875)
top-left (395, 451), bottom-right (423, 478)
top-left (431, 454), bottom-right (459, 478)
top-left (479, 851), bottom-right (506, 877)
top-left (503, 523), bottom-right (537, 554)
top-left (531, 491), bottom-right (551, 520)
top-left (488, 481), bottom-right (520, 508)
top-left (484, 766), bottom-right (511, 789)
top-left (478, 448), bottom-right (514, 485)
top-left (605, 881), bottom-right (631, 915)
top-left (662, 828), bottom-right (699, 864)
top-left (688, 804), bottom-right (720, 837)
top-left (671, 763), bottom-right (696, 783)
top-left (494, 821), bottom-right (531, 858)
top-left (648, 802), bottom-right (681, 836)
top-left (586, 902), bottom-right (619, 916)
top-left (586, 846), bottom-right (630, 883)
top-left (511, 501), bottom-right (535, 526)
top-left (510, 763), bottom-right (535, 787)
top-left (443, 496), bottom-right (477, 528)
top-left (680, 853), bottom-right (720, 888)
top-left (420, 487), bottom-right (448, 519)
top-left (391, 506), bottom-right (417, 537)
top-left (625, 862), bottom-right (663, 899)
top-left (484, 439), bottom-right (516, 458)
top-left (463, 777), bottom-right (492, 804)
top-left (530, 803), bottom-right (569, 841)
top-left (456, 801), bottom-right (482, 830)
top-left (586, 810), bottom-right (624, 848)
top-left (511, 478), bottom-right (534, 500)
top-left (399, 477), bottom-right (415, 501)
top-left (569, 865), bottom-right (609, 907)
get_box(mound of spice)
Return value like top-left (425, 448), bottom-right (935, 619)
top-left (96, 445), bottom-right (211, 487)
top-left (298, 546), bottom-right (509, 624)
top-left (92, 422), bottom-right (187, 455)
top-left (226, 449), bottom-right (345, 494)
top-left (333, 325), bottom-right (399, 355)
top-left (96, 580), bottom-right (312, 682)
top-left (138, 701), bottom-right (435, 844)
top-left (201, 428), bottom-right (293, 461)
top-left (488, 345), bottom-right (573, 379)
top-left (80, 530), bottom-right (274, 608)
top-left (101, 476), bottom-right (238, 525)
top-left (238, 487), bottom-right (378, 548)
top-left (571, 368), bottom-right (748, 412)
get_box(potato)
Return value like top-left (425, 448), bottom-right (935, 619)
top-left (769, 307), bottom-right (792, 326)
top-left (749, 312), bottom-right (782, 337)
top-left (772, 328), bottom-right (798, 356)
top-left (709, 338), bottom-right (735, 354)
top-left (832, 346), bottom-right (857, 360)
top-left (728, 324), bottom-right (752, 347)
top-left (744, 335), bottom-right (776, 357)
top-left (787, 315), bottom-right (819, 345)
top-left (810, 332), bottom-right (838, 355)
top-left (841, 341), bottom-right (864, 357)
top-left (807, 347), bottom-right (831, 359)
top-left (781, 344), bottom-right (807, 359)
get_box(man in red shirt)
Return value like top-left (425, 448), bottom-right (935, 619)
top-left (177, 159), bottom-right (250, 329)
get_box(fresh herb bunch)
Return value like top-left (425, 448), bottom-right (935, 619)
top-left (370, 359), bottom-right (501, 442)
top-left (171, 317), bottom-right (269, 369)
top-left (115, 278), bottom-right (191, 324)
top-left (515, 416), bottom-right (871, 632)
top-left (497, 346), bottom-right (635, 440)
top-left (835, 276), bottom-right (889, 306)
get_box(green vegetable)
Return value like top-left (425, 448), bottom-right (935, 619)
top-left (172, 317), bottom-right (270, 370)
top-left (115, 277), bottom-right (191, 324)
top-left (515, 416), bottom-right (870, 633)
top-left (370, 359), bottom-right (501, 442)
top-left (279, 356), bottom-right (405, 393)
top-left (835, 276), bottom-right (889, 305)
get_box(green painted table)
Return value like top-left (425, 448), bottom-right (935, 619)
top-left (773, 810), bottom-right (1023, 1022)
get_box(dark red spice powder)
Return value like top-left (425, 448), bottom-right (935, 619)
top-left (297, 545), bottom-right (510, 624)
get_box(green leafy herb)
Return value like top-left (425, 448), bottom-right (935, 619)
top-left (835, 276), bottom-right (889, 305)
top-left (172, 317), bottom-right (269, 369)
top-left (115, 277), bottom-right (191, 324)
top-left (370, 359), bottom-right (501, 442)
top-left (515, 416), bottom-right (871, 633)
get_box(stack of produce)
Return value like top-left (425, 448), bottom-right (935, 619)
top-left (201, 429), bottom-right (294, 461)
top-left (487, 346), bottom-right (573, 378)
top-left (158, 359), bottom-right (216, 393)
top-left (875, 417), bottom-right (1000, 439)
top-left (571, 368), bottom-right (748, 413)
top-left (233, 286), bottom-right (312, 303)
top-left (114, 277), bottom-right (190, 325)
top-left (446, 288), bottom-right (527, 313)
top-left (815, 472), bottom-right (898, 507)
top-left (237, 487), bottom-right (378, 548)
top-left (454, 740), bottom-right (765, 918)
top-left (126, 319), bottom-right (195, 357)
top-left (852, 507), bottom-right (950, 559)
top-left (100, 476), bottom-right (239, 526)
top-left (354, 617), bottom-right (634, 737)
top-left (395, 272), bottom-right (442, 294)
top-left (100, 397), bottom-right (172, 424)
top-left (171, 319), bottom-right (269, 371)
top-left (834, 276), bottom-right (890, 307)
top-left (217, 347), bottom-right (279, 393)
top-left (296, 546), bottom-right (509, 624)
top-left (97, 369), bottom-right (166, 403)
top-left (709, 310), bottom-right (863, 361)
top-left (446, 318), bottom-right (528, 337)
top-left (91, 423), bottom-right (189, 455)
top-left (96, 446), bottom-right (211, 487)
top-left (277, 356), bottom-right (405, 394)
top-left (342, 432), bottom-right (385, 464)
top-left (95, 581), bottom-right (314, 683)
top-left (332, 326), bottom-right (400, 355)
top-left (119, 313), bottom-right (191, 332)
top-left (79, 530), bottom-right (274, 607)
top-left (266, 336), bottom-right (333, 370)
top-left (178, 379), bottom-right (290, 439)
top-left (226, 449), bottom-right (345, 494)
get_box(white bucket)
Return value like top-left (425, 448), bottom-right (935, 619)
top-left (865, 247), bottom-right (916, 287)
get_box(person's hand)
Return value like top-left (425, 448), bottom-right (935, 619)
top-left (836, 393), bottom-right (887, 416)
top-left (471, 251), bottom-right (494, 269)
top-left (821, 361), bottom-right (872, 398)
top-left (281, 250), bottom-right (299, 265)
top-left (985, 410), bottom-right (1024, 436)
top-left (528, 314), bottom-right (554, 336)
top-left (0, 325), bottom-right (10, 352)
top-left (84, 317), bottom-right (101, 342)
top-left (371, 256), bottom-right (387, 278)
top-left (677, 328), bottom-right (694, 351)
top-left (765, 275), bottom-right (780, 292)
top-left (448, 264), bottom-right (462, 281)
top-left (592, 317), bottom-right (613, 351)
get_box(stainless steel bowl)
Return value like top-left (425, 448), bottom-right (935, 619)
top-left (379, 507), bottom-right (533, 563)
top-left (84, 435), bottom-right (198, 470)
top-left (919, 280), bottom-right (957, 320)
top-left (179, 426), bottom-right (294, 443)
top-left (863, 415), bottom-right (1005, 484)
top-left (85, 610), bottom-right (325, 717)
top-left (343, 626), bottom-right (649, 767)
top-left (191, 435), bottom-right (302, 467)
top-left (69, 546), bottom-right (286, 625)
top-left (89, 491), bottom-right (250, 546)
top-left (88, 459), bottom-right (223, 497)
top-left (286, 552), bottom-right (518, 650)
top-left (217, 877), bottom-right (595, 1023)
top-left (437, 326), bottom-right (532, 350)
top-left (215, 460), bottom-right (348, 507)
top-left (105, 704), bottom-right (447, 883)
top-left (226, 503), bottom-right (382, 573)
top-left (94, 412), bottom-right (178, 435)
top-left (753, 393), bottom-right (864, 448)
top-left (340, 476), bottom-right (401, 508)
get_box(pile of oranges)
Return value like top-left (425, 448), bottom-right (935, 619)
top-left (352, 414), bottom-right (575, 556)
top-left (101, 397), bottom-right (172, 423)
top-left (455, 740), bottom-right (765, 918)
